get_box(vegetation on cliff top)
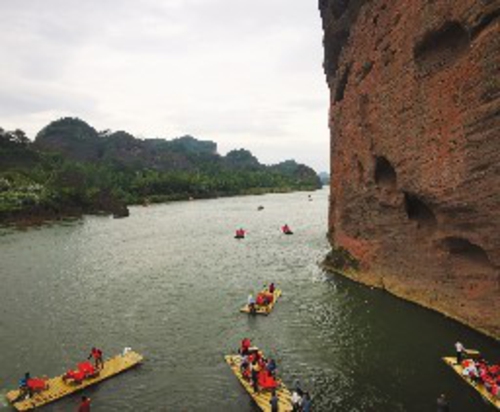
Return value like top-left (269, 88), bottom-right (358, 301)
top-left (0, 118), bottom-right (321, 223)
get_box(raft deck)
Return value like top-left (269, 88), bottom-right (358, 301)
top-left (6, 350), bottom-right (143, 411)
top-left (225, 352), bottom-right (292, 412)
top-left (442, 356), bottom-right (500, 410)
top-left (240, 289), bottom-right (282, 315)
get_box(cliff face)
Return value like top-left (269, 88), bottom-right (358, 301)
top-left (320, 0), bottom-right (500, 338)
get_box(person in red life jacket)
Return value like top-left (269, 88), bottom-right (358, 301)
top-left (88, 348), bottom-right (104, 370)
top-left (240, 338), bottom-right (251, 356)
top-left (256, 293), bottom-right (265, 306)
top-left (282, 224), bottom-right (293, 234)
top-left (78, 396), bottom-right (91, 412)
top-left (269, 283), bottom-right (275, 294)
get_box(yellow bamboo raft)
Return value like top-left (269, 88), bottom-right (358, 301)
top-left (240, 289), bottom-right (282, 315)
top-left (225, 352), bottom-right (292, 412)
top-left (6, 350), bottom-right (143, 411)
top-left (442, 355), bottom-right (500, 410)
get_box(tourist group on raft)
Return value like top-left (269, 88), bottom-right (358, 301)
top-left (235, 224), bottom-right (293, 239)
top-left (455, 341), bottom-right (500, 398)
top-left (238, 338), bottom-right (312, 412)
top-left (13, 347), bottom-right (103, 406)
top-left (247, 282), bottom-right (276, 313)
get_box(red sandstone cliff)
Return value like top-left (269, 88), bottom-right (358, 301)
top-left (320, 0), bottom-right (500, 338)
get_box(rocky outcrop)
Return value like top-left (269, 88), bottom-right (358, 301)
top-left (320, 1), bottom-right (500, 338)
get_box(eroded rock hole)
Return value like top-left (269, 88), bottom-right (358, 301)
top-left (414, 21), bottom-right (469, 73)
top-left (441, 237), bottom-right (492, 267)
top-left (471, 10), bottom-right (500, 39)
top-left (374, 156), bottom-right (396, 187)
top-left (335, 65), bottom-right (351, 102)
top-left (403, 192), bottom-right (437, 228)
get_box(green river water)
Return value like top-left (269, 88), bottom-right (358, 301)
top-left (0, 188), bottom-right (498, 411)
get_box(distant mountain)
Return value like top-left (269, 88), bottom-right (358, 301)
top-left (318, 171), bottom-right (330, 185)
top-left (1, 117), bottom-right (321, 224)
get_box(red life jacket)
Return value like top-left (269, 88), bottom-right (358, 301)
top-left (78, 399), bottom-right (91, 412)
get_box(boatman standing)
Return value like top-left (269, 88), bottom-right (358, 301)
top-left (88, 347), bottom-right (104, 370)
top-left (455, 341), bottom-right (465, 365)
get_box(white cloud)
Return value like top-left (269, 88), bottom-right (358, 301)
top-left (0, 0), bottom-right (329, 171)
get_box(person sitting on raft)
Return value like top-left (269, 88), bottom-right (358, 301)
top-left (269, 283), bottom-right (275, 294)
top-left (281, 224), bottom-right (293, 234)
top-left (13, 373), bottom-right (49, 402)
top-left (88, 347), bottom-right (104, 370)
top-left (266, 358), bottom-right (277, 377)
top-left (256, 291), bottom-right (273, 306)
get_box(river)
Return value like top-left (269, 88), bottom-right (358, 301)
top-left (0, 188), bottom-right (498, 411)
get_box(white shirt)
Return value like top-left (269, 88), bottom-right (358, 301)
top-left (291, 391), bottom-right (302, 405)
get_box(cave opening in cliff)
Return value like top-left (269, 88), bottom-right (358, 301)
top-left (413, 21), bottom-right (469, 72)
top-left (441, 237), bottom-right (493, 268)
top-left (403, 192), bottom-right (437, 229)
top-left (374, 156), bottom-right (397, 188)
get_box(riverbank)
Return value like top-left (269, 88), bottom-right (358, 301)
top-left (322, 248), bottom-right (500, 342)
top-left (0, 185), bottom-right (320, 228)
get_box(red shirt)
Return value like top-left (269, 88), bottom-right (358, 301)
top-left (78, 399), bottom-right (91, 412)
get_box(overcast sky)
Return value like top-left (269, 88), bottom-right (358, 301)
top-left (0, 0), bottom-right (329, 172)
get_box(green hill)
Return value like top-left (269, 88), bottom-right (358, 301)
top-left (0, 117), bottom-right (321, 224)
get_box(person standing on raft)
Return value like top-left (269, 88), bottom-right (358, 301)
top-left (248, 293), bottom-right (256, 314)
top-left (88, 347), bottom-right (104, 370)
top-left (455, 341), bottom-right (465, 365)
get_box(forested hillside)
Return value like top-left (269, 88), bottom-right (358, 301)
top-left (0, 118), bottom-right (321, 224)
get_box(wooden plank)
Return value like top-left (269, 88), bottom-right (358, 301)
top-left (240, 289), bottom-right (282, 315)
top-left (442, 356), bottom-right (500, 410)
top-left (225, 352), bottom-right (292, 412)
top-left (6, 351), bottom-right (143, 411)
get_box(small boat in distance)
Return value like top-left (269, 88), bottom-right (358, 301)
top-left (6, 349), bottom-right (143, 411)
top-left (235, 228), bottom-right (246, 239)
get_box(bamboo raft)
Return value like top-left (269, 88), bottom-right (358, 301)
top-left (225, 352), bottom-right (292, 412)
top-left (442, 355), bottom-right (500, 410)
top-left (6, 350), bottom-right (143, 411)
top-left (240, 289), bottom-right (282, 315)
